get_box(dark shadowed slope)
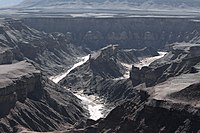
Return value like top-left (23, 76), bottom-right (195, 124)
top-left (0, 19), bottom-right (85, 75)
top-left (0, 19), bottom-right (88, 132)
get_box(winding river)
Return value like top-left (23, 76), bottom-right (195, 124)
top-left (49, 52), bottom-right (167, 120)
top-left (49, 55), bottom-right (90, 83)
top-left (49, 55), bottom-right (106, 120)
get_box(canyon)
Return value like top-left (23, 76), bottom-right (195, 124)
top-left (1, 2), bottom-right (200, 132)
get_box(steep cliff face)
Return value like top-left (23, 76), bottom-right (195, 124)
top-left (0, 48), bottom-right (13, 65)
top-left (89, 99), bottom-right (200, 133)
top-left (0, 19), bottom-right (85, 76)
top-left (22, 17), bottom-right (200, 50)
top-left (59, 45), bottom-right (157, 105)
top-left (0, 19), bottom-right (88, 133)
top-left (130, 43), bottom-right (200, 87)
top-left (0, 61), bottom-right (87, 133)
top-left (76, 43), bottom-right (200, 133)
top-left (0, 61), bottom-right (41, 118)
top-left (2, 16), bottom-right (200, 133)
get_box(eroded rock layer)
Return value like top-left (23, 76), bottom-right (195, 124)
top-left (83, 43), bottom-right (200, 133)
top-left (0, 19), bottom-right (85, 76)
top-left (0, 61), bottom-right (87, 133)
top-left (23, 17), bottom-right (200, 50)
top-left (0, 19), bottom-right (88, 133)
top-left (2, 16), bottom-right (200, 133)
top-left (59, 45), bottom-right (158, 106)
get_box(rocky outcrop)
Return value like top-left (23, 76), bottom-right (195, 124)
top-left (84, 43), bottom-right (200, 133)
top-left (0, 61), bottom-right (87, 133)
top-left (0, 19), bottom-right (85, 76)
top-left (0, 19), bottom-right (88, 132)
top-left (2, 16), bottom-right (200, 133)
top-left (83, 74), bottom-right (200, 133)
top-left (169, 83), bottom-right (200, 102)
top-left (59, 45), bottom-right (157, 106)
top-left (0, 61), bottom-right (41, 117)
top-left (89, 99), bottom-right (200, 133)
top-left (0, 48), bottom-right (13, 65)
top-left (83, 64), bottom-right (200, 132)
top-left (116, 46), bottom-right (158, 64)
top-left (22, 17), bottom-right (200, 50)
top-left (131, 43), bottom-right (200, 87)
top-left (59, 45), bottom-right (125, 91)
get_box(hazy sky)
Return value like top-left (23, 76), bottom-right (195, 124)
top-left (0, 0), bottom-right (23, 7)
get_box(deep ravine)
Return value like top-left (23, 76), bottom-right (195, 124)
top-left (49, 55), bottom-right (107, 120)
top-left (49, 51), bottom-right (167, 121)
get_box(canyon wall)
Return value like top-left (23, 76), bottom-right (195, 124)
top-left (23, 17), bottom-right (200, 50)
top-left (0, 19), bottom-right (88, 133)
top-left (0, 61), bottom-right (41, 117)
top-left (0, 48), bottom-right (13, 65)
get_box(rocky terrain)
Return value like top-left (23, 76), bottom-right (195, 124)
top-left (49, 24), bottom-right (200, 132)
top-left (79, 43), bottom-right (200, 133)
top-left (0, 48), bottom-right (13, 65)
top-left (1, 10), bottom-right (200, 133)
top-left (0, 61), bottom-right (87, 133)
top-left (0, 19), bottom-right (89, 132)
top-left (59, 45), bottom-right (158, 105)
top-left (22, 17), bottom-right (200, 50)
top-left (0, 19), bottom-right (85, 76)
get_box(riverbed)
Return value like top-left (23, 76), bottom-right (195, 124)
top-left (49, 55), bottom-right (106, 120)
top-left (49, 52), bottom-right (167, 120)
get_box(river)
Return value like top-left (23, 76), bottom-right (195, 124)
top-left (49, 55), bottom-right (106, 120)
top-left (49, 52), bottom-right (167, 120)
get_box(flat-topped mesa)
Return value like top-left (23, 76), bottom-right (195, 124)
top-left (131, 44), bottom-right (200, 88)
top-left (140, 44), bottom-right (200, 107)
top-left (165, 43), bottom-right (200, 61)
top-left (0, 61), bottom-right (41, 117)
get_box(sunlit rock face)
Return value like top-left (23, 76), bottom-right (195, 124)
top-left (23, 17), bottom-right (200, 50)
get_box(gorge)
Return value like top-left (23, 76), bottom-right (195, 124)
top-left (1, 1), bottom-right (200, 132)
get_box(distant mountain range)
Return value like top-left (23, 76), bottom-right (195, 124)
top-left (16, 0), bottom-right (200, 11)
top-left (0, 0), bottom-right (23, 7)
